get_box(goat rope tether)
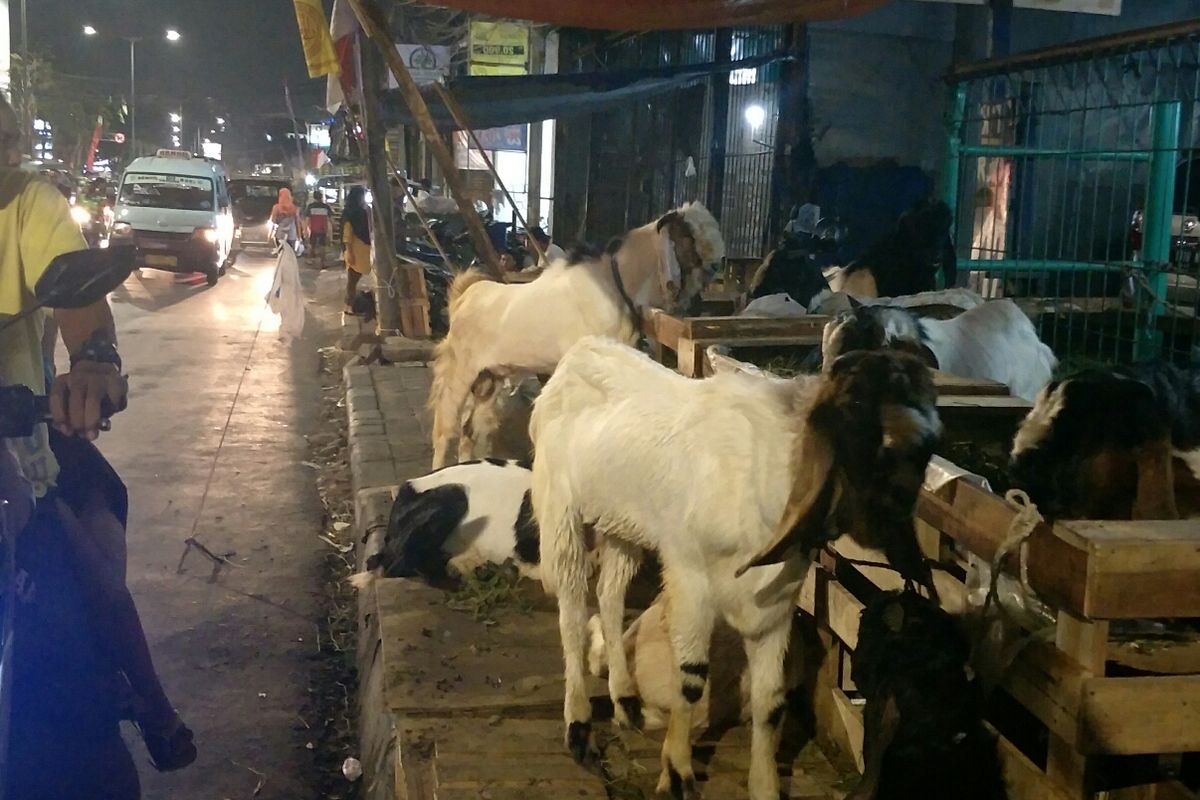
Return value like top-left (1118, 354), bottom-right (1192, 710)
top-left (609, 255), bottom-right (642, 335)
top-left (986, 489), bottom-right (1042, 614)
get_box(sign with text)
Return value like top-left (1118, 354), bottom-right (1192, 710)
top-left (473, 125), bottom-right (528, 152)
top-left (388, 45), bottom-right (453, 88)
top-left (469, 21), bottom-right (528, 76)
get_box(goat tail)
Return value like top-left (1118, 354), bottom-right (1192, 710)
top-left (530, 456), bottom-right (588, 599)
top-left (448, 268), bottom-right (492, 317)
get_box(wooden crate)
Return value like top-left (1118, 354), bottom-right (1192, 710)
top-left (801, 474), bottom-right (1200, 800)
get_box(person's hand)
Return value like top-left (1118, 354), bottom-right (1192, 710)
top-left (50, 361), bottom-right (128, 440)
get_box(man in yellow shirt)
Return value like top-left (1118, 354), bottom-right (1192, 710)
top-left (1, 97), bottom-right (192, 798)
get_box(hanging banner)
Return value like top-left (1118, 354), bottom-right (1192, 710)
top-left (86, 117), bottom-right (104, 172)
top-left (474, 125), bottom-right (528, 152)
top-left (293, 0), bottom-right (340, 78)
top-left (387, 45), bottom-right (453, 88)
top-left (469, 21), bottom-right (529, 76)
top-left (325, 0), bottom-right (359, 112)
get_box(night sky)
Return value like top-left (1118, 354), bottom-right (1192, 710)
top-left (25, 0), bottom-right (328, 161)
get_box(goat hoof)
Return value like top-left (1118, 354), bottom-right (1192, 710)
top-left (616, 696), bottom-right (644, 731)
top-left (566, 720), bottom-right (592, 764)
top-left (656, 765), bottom-right (698, 800)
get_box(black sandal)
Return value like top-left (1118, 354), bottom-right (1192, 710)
top-left (136, 712), bottom-right (197, 772)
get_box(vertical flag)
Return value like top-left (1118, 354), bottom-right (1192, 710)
top-left (293, 0), bottom-right (340, 79)
top-left (326, 0), bottom-right (360, 113)
top-left (85, 116), bottom-right (104, 173)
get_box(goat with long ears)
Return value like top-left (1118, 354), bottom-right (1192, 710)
top-left (532, 338), bottom-right (941, 800)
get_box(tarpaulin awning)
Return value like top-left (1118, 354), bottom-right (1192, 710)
top-left (416, 0), bottom-right (892, 31)
top-left (381, 51), bottom-right (789, 131)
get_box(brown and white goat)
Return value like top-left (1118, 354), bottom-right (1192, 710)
top-left (427, 202), bottom-right (725, 468)
top-left (531, 337), bottom-right (940, 800)
top-left (1009, 362), bottom-right (1200, 520)
top-left (457, 366), bottom-right (546, 463)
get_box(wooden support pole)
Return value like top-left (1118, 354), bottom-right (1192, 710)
top-left (358, 35), bottom-right (409, 336)
top-left (431, 82), bottom-right (545, 265)
top-left (345, 0), bottom-right (502, 279)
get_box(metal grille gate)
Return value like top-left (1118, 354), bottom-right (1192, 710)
top-left (943, 22), bottom-right (1200, 365)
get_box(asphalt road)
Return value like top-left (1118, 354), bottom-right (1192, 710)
top-left (84, 253), bottom-right (331, 799)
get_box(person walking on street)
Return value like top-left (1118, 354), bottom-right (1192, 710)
top-left (341, 185), bottom-right (372, 315)
top-left (304, 194), bottom-right (333, 269)
top-left (270, 187), bottom-right (301, 254)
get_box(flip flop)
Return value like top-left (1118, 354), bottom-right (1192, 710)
top-left (136, 711), bottom-right (197, 772)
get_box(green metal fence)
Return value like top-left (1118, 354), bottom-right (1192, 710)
top-left (943, 22), bottom-right (1200, 365)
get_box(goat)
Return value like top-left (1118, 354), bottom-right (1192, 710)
top-left (457, 366), bottom-right (546, 463)
top-left (428, 202), bottom-right (725, 469)
top-left (849, 590), bottom-right (1007, 800)
top-left (1009, 362), bottom-right (1200, 520)
top-left (351, 459), bottom-right (539, 586)
top-left (827, 198), bottom-right (957, 298)
top-left (746, 234), bottom-right (832, 308)
top-left (821, 299), bottom-right (1056, 402)
top-left (586, 596), bottom-right (805, 733)
top-left (810, 287), bottom-right (984, 319)
top-left (531, 337), bottom-right (941, 800)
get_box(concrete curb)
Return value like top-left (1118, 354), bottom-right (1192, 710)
top-left (343, 360), bottom-right (433, 800)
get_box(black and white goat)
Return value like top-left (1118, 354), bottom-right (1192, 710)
top-left (821, 299), bottom-right (1057, 401)
top-left (428, 202), bottom-right (725, 468)
top-left (532, 337), bottom-right (941, 800)
top-left (457, 366), bottom-right (545, 463)
top-left (849, 590), bottom-right (1007, 800)
top-left (828, 198), bottom-right (957, 298)
top-left (352, 459), bottom-right (539, 586)
top-left (1010, 362), bottom-right (1200, 520)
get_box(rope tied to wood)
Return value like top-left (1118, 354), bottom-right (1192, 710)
top-left (986, 488), bottom-right (1042, 610)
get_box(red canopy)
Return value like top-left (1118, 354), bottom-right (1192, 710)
top-left (431, 0), bottom-right (893, 31)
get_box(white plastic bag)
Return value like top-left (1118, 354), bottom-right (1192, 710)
top-left (267, 244), bottom-right (306, 342)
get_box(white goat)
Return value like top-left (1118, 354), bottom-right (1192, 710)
top-left (822, 299), bottom-right (1056, 401)
top-left (532, 337), bottom-right (941, 800)
top-left (428, 203), bottom-right (725, 468)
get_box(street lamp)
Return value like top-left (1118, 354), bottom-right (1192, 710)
top-left (82, 26), bottom-right (182, 157)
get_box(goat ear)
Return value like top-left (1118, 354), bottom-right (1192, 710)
top-left (470, 368), bottom-right (497, 400)
top-left (736, 407), bottom-right (838, 577)
top-left (658, 226), bottom-right (682, 295)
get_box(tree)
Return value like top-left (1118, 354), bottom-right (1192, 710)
top-left (11, 52), bottom-right (128, 170)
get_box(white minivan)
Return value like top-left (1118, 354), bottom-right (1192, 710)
top-left (109, 149), bottom-right (235, 285)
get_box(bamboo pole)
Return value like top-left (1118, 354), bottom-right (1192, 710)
top-left (431, 82), bottom-right (545, 265)
top-left (345, 0), bottom-right (502, 279)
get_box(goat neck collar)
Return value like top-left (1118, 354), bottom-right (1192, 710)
top-left (610, 254), bottom-right (642, 331)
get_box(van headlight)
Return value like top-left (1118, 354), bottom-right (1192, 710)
top-left (70, 206), bottom-right (92, 226)
top-left (195, 227), bottom-right (219, 243)
top-left (111, 222), bottom-right (133, 236)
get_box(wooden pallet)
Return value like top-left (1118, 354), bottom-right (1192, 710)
top-left (803, 473), bottom-right (1200, 800)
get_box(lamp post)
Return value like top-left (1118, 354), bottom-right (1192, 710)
top-left (83, 26), bottom-right (181, 157)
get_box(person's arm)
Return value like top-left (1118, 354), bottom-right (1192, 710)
top-left (17, 182), bottom-right (127, 439)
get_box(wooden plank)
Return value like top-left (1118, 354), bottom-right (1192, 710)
top-left (936, 394), bottom-right (1033, 416)
top-left (1047, 611), bottom-right (1109, 798)
top-left (1079, 675), bottom-right (1200, 755)
top-left (825, 579), bottom-right (865, 648)
top-left (375, 578), bottom-right (599, 716)
top-left (931, 369), bottom-right (1011, 396)
top-left (917, 481), bottom-right (1090, 615)
top-left (1059, 519), bottom-right (1200, 619)
top-left (993, 726), bottom-right (1077, 800)
top-left (1002, 638), bottom-right (1086, 748)
top-left (831, 688), bottom-right (865, 773)
top-left (684, 315), bottom-right (833, 339)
